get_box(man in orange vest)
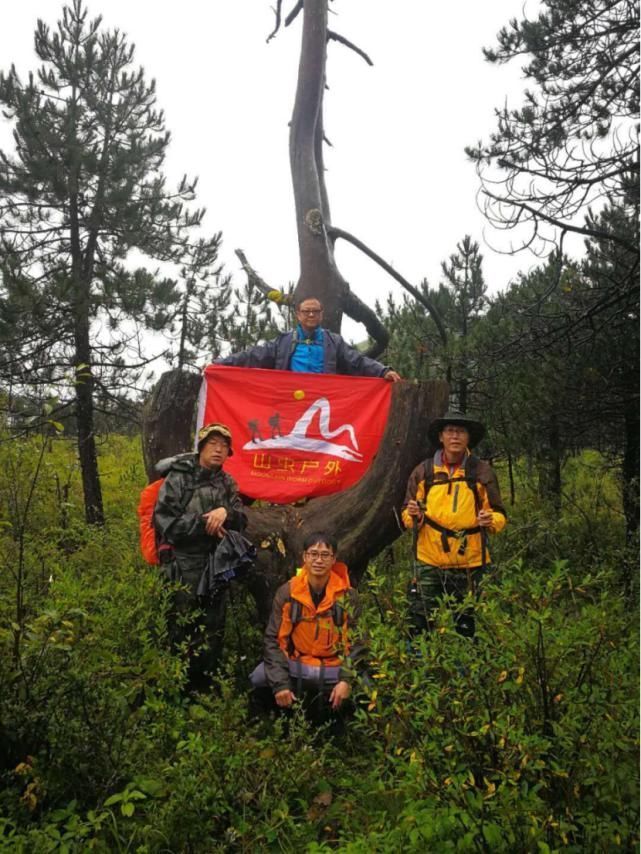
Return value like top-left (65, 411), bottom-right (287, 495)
top-left (402, 411), bottom-right (507, 638)
top-left (250, 532), bottom-right (365, 712)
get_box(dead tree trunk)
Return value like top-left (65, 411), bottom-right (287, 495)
top-left (239, 0), bottom-right (446, 355)
top-left (285, 0), bottom-right (393, 353)
top-left (142, 368), bottom-right (448, 620)
top-left (289, 0), bottom-right (343, 329)
top-left (141, 3), bottom-right (454, 620)
top-left (141, 368), bottom-right (202, 480)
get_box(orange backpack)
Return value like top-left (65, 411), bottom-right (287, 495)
top-left (137, 467), bottom-right (196, 565)
top-left (138, 453), bottom-right (198, 565)
top-left (137, 479), bottom-right (166, 565)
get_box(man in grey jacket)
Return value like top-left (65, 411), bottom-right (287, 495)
top-left (217, 297), bottom-right (401, 381)
top-left (153, 423), bottom-right (247, 692)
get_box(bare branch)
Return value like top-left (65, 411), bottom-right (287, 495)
top-left (327, 30), bottom-right (373, 66)
top-left (285, 0), bottom-right (303, 27)
top-left (483, 191), bottom-right (639, 254)
top-left (341, 288), bottom-right (388, 358)
top-left (327, 225), bottom-right (448, 346)
top-left (234, 248), bottom-right (292, 305)
top-left (266, 0), bottom-right (284, 43)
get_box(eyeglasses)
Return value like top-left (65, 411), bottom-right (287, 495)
top-left (298, 309), bottom-right (322, 315)
top-left (204, 438), bottom-right (229, 449)
top-left (305, 550), bottom-right (334, 560)
top-left (442, 427), bottom-right (468, 436)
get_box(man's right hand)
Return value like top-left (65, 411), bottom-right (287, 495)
top-left (203, 507), bottom-right (227, 536)
top-left (406, 500), bottom-right (423, 519)
top-left (274, 689), bottom-right (297, 708)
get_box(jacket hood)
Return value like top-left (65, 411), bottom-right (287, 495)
top-left (291, 561), bottom-right (350, 604)
top-left (155, 452), bottom-right (196, 476)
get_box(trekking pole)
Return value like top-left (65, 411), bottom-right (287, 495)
top-left (408, 500), bottom-right (431, 634)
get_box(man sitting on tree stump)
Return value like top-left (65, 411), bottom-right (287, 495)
top-left (249, 531), bottom-right (366, 717)
top-left (217, 296), bottom-right (401, 381)
top-left (402, 411), bottom-right (507, 639)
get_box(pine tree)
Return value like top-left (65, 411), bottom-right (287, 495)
top-left (439, 235), bottom-right (488, 411)
top-left (468, 0), bottom-right (639, 253)
top-left (376, 286), bottom-right (444, 382)
top-left (0, 1), bottom-right (211, 523)
top-left (221, 281), bottom-right (288, 354)
top-left (149, 234), bottom-right (235, 369)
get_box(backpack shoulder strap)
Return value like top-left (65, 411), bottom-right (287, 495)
top-left (464, 454), bottom-right (482, 511)
top-left (288, 595), bottom-right (345, 629)
top-left (178, 483), bottom-right (195, 512)
top-left (289, 595), bottom-right (302, 629)
top-left (465, 453), bottom-right (479, 481)
top-left (464, 454), bottom-right (489, 568)
top-left (421, 456), bottom-right (435, 502)
top-left (331, 599), bottom-right (345, 628)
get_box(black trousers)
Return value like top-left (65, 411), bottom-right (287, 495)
top-left (165, 563), bottom-right (228, 693)
top-left (408, 564), bottom-right (488, 638)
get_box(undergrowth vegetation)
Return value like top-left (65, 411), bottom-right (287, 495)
top-left (0, 434), bottom-right (638, 852)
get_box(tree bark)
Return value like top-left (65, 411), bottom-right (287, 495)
top-left (622, 388), bottom-right (639, 544)
top-left (142, 369), bottom-right (449, 620)
top-left (141, 368), bottom-right (202, 480)
top-left (537, 413), bottom-right (562, 511)
top-left (74, 351), bottom-right (104, 526)
top-left (289, 0), bottom-right (347, 330)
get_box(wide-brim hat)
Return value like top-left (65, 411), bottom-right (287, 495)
top-left (197, 422), bottom-right (234, 455)
top-left (427, 410), bottom-right (485, 449)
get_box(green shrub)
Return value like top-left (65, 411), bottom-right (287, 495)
top-left (0, 437), bottom-right (637, 852)
top-left (316, 558), bottom-right (639, 852)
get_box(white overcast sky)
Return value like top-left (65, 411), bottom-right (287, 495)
top-left (2, 0), bottom-right (578, 344)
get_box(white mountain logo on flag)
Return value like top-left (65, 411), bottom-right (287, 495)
top-left (242, 397), bottom-right (363, 462)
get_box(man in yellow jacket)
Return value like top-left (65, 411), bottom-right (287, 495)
top-left (402, 411), bottom-right (506, 638)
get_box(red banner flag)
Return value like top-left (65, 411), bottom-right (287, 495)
top-left (197, 366), bottom-right (392, 503)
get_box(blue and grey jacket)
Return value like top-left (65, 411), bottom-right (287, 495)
top-left (216, 328), bottom-right (390, 377)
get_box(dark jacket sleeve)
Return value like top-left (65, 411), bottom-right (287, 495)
top-left (222, 473), bottom-right (248, 532)
top-left (478, 461), bottom-right (507, 518)
top-left (153, 471), bottom-right (206, 545)
top-left (338, 587), bottom-right (368, 685)
top-left (333, 333), bottom-right (390, 378)
top-left (263, 582), bottom-right (293, 694)
top-left (215, 339), bottom-right (279, 369)
top-left (402, 462), bottom-right (426, 512)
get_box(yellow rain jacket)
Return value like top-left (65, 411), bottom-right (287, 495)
top-left (402, 450), bottom-right (506, 569)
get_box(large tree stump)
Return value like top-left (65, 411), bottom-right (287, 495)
top-left (141, 368), bottom-right (202, 480)
top-left (142, 369), bottom-right (448, 621)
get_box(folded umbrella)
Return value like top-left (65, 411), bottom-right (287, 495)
top-left (197, 529), bottom-right (257, 598)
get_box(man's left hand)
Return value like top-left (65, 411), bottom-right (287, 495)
top-left (329, 680), bottom-right (351, 709)
top-left (203, 507), bottom-right (227, 536)
top-left (384, 370), bottom-right (401, 382)
top-left (477, 509), bottom-right (493, 528)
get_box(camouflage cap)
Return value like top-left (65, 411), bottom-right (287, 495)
top-left (197, 422), bottom-right (234, 455)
